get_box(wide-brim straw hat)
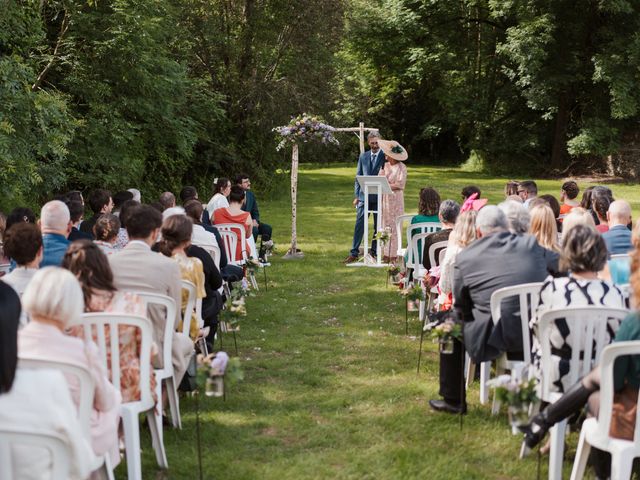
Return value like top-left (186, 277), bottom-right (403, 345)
top-left (378, 139), bottom-right (408, 161)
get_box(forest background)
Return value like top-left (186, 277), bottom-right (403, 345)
top-left (3, 0), bottom-right (640, 211)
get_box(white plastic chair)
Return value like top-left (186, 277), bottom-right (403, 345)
top-left (395, 213), bottom-right (417, 258)
top-left (570, 340), bottom-right (640, 480)
top-left (181, 280), bottom-right (197, 338)
top-left (405, 222), bottom-right (441, 271)
top-left (485, 282), bottom-right (543, 414)
top-left (18, 358), bottom-right (114, 479)
top-left (0, 427), bottom-right (71, 479)
top-left (77, 312), bottom-right (166, 480)
top-left (537, 306), bottom-right (629, 480)
top-left (216, 223), bottom-right (248, 265)
top-left (133, 292), bottom-right (182, 430)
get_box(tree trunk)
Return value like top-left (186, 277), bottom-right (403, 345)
top-left (284, 143), bottom-right (303, 258)
top-left (550, 93), bottom-right (570, 170)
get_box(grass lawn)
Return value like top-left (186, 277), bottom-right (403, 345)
top-left (131, 164), bottom-right (637, 479)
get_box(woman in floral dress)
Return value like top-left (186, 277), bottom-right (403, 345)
top-left (377, 139), bottom-right (408, 262)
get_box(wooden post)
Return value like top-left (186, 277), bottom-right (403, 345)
top-left (284, 143), bottom-right (303, 259)
top-left (359, 122), bottom-right (365, 155)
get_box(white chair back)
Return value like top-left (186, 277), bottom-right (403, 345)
top-left (180, 280), bottom-right (197, 337)
top-left (405, 222), bottom-right (441, 267)
top-left (0, 428), bottom-right (70, 479)
top-left (395, 213), bottom-right (417, 257)
top-left (133, 292), bottom-right (176, 377)
top-left (216, 223), bottom-right (247, 264)
top-left (18, 358), bottom-right (94, 439)
top-left (490, 282), bottom-right (543, 366)
top-left (538, 306), bottom-right (629, 402)
top-left (75, 313), bottom-right (154, 410)
top-left (427, 240), bottom-right (449, 270)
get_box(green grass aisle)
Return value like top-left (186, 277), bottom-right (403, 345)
top-left (134, 165), bottom-right (623, 479)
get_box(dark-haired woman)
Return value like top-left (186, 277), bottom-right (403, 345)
top-left (213, 185), bottom-right (253, 261)
top-left (206, 177), bottom-right (232, 221)
top-left (93, 214), bottom-right (121, 255)
top-left (114, 199), bottom-right (139, 250)
top-left (0, 281), bottom-right (94, 479)
top-left (530, 225), bottom-right (626, 394)
top-left (63, 241), bottom-right (156, 404)
top-left (158, 215), bottom-right (206, 339)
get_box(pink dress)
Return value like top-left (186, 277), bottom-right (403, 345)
top-left (379, 161), bottom-right (407, 257)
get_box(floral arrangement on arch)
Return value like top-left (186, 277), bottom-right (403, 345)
top-left (274, 113), bottom-right (339, 151)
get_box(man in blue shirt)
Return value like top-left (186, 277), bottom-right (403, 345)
top-left (602, 200), bottom-right (633, 254)
top-left (40, 200), bottom-right (72, 268)
top-left (344, 131), bottom-right (385, 263)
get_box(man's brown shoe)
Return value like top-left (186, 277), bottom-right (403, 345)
top-left (343, 255), bottom-right (359, 264)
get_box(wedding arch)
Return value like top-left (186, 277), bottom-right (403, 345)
top-left (275, 117), bottom-right (378, 258)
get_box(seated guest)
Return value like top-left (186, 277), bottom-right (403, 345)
top-left (0, 282), bottom-right (95, 480)
top-left (531, 225), bottom-right (625, 395)
top-left (108, 205), bottom-right (193, 384)
top-left (114, 199), bottom-right (139, 250)
top-left (237, 174), bottom-right (273, 257)
top-left (407, 187), bottom-right (441, 265)
top-left (421, 200), bottom-right (459, 271)
top-left (127, 188), bottom-right (141, 203)
top-left (93, 214), bottom-right (121, 255)
top-left (159, 192), bottom-right (176, 211)
top-left (213, 185), bottom-right (253, 262)
top-left (180, 186), bottom-right (198, 204)
top-left (206, 177), bottom-right (231, 221)
top-left (517, 180), bottom-right (538, 208)
top-left (5, 207), bottom-right (36, 231)
top-left (62, 241), bottom-right (156, 403)
top-left (529, 204), bottom-right (559, 253)
top-left (559, 180), bottom-right (580, 218)
top-left (66, 200), bottom-right (92, 241)
top-left (19, 267), bottom-right (121, 466)
top-left (562, 207), bottom-right (596, 237)
top-left (2, 223), bottom-right (42, 302)
top-left (603, 200), bottom-right (633, 254)
top-left (537, 194), bottom-right (562, 231)
top-left (521, 253), bottom-right (640, 477)
top-left (80, 189), bottom-right (113, 238)
top-left (594, 195), bottom-right (610, 233)
top-left (461, 185), bottom-right (488, 211)
top-left (590, 186), bottom-right (614, 225)
top-left (112, 190), bottom-right (134, 218)
top-left (461, 185), bottom-right (481, 202)
top-left (438, 210), bottom-right (477, 310)
top-left (499, 200), bottom-right (530, 235)
top-left (157, 215), bottom-right (206, 339)
top-left (504, 181), bottom-right (519, 198)
top-left (184, 200), bottom-right (243, 283)
top-left (430, 206), bottom-right (555, 414)
top-left (40, 200), bottom-right (72, 268)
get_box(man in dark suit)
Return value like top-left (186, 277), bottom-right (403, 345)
top-left (66, 200), bottom-right (92, 242)
top-left (236, 174), bottom-right (272, 244)
top-left (344, 131), bottom-right (385, 263)
top-left (429, 206), bottom-right (556, 414)
top-left (79, 189), bottom-right (113, 239)
top-left (602, 200), bottom-right (633, 254)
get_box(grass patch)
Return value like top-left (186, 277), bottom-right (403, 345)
top-left (128, 163), bottom-right (633, 479)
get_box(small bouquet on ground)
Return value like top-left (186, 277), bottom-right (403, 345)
top-left (273, 113), bottom-right (339, 151)
top-left (245, 256), bottom-right (261, 275)
top-left (198, 351), bottom-right (244, 398)
top-left (262, 239), bottom-right (275, 259)
top-left (487, 374), bottom-right (539, 429)
top-left (428, 319), bottom-right (462, 354)
top-left (374, 227), bottom-right (391, 245)
top-left (400, 283), bottom-right (425, 302)
top-left (388, 264), bottom-right (402, 285)
top-left (221, 281), bottom-right (254, 332)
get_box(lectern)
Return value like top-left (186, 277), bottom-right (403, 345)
top-left (348, 175), bottom-right (392, 267)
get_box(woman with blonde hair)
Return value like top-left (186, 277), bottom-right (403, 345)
top-left (438, 210), bottom-right (478, 309)
top-left (529, 204), bottom-right (559, 252)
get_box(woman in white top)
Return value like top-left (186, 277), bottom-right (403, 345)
top-left (0, 282), bottom-right (95, 480)
top-left (206, 177), bottom-right (232, 221)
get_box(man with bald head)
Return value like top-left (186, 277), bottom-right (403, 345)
top-left (603, 200), bottom-right (633, 254)
top-left (40, 200), bottom-right (72, 267)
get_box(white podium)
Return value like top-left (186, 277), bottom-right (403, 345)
top-left (347, 175), bottom-right (392, 268)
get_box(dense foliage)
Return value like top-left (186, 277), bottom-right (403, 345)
top-left (3, 0), bottom-right (640, 209)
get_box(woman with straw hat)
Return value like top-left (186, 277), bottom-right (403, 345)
top-left (377, 139), bottom-right (408, 262)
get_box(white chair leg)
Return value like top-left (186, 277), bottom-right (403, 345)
top-left (465, 356), bottom-right (474, 388)
top-left (549, 419), bottom-right (567, 480)
top-left (165, 376), bottom-right (181, 429)
top-left (479, 362), bottom-right (491, 404)
top-left (121, 408), bottom-right (142, 480)
top-left (491, 362), bottom-right (504, 415)
top-left (569, 429), bottom-right (591, 480)
top-left (610, 452), bottom-right (633, 480)
top-left (146, 410), bottom-right (169, 469)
